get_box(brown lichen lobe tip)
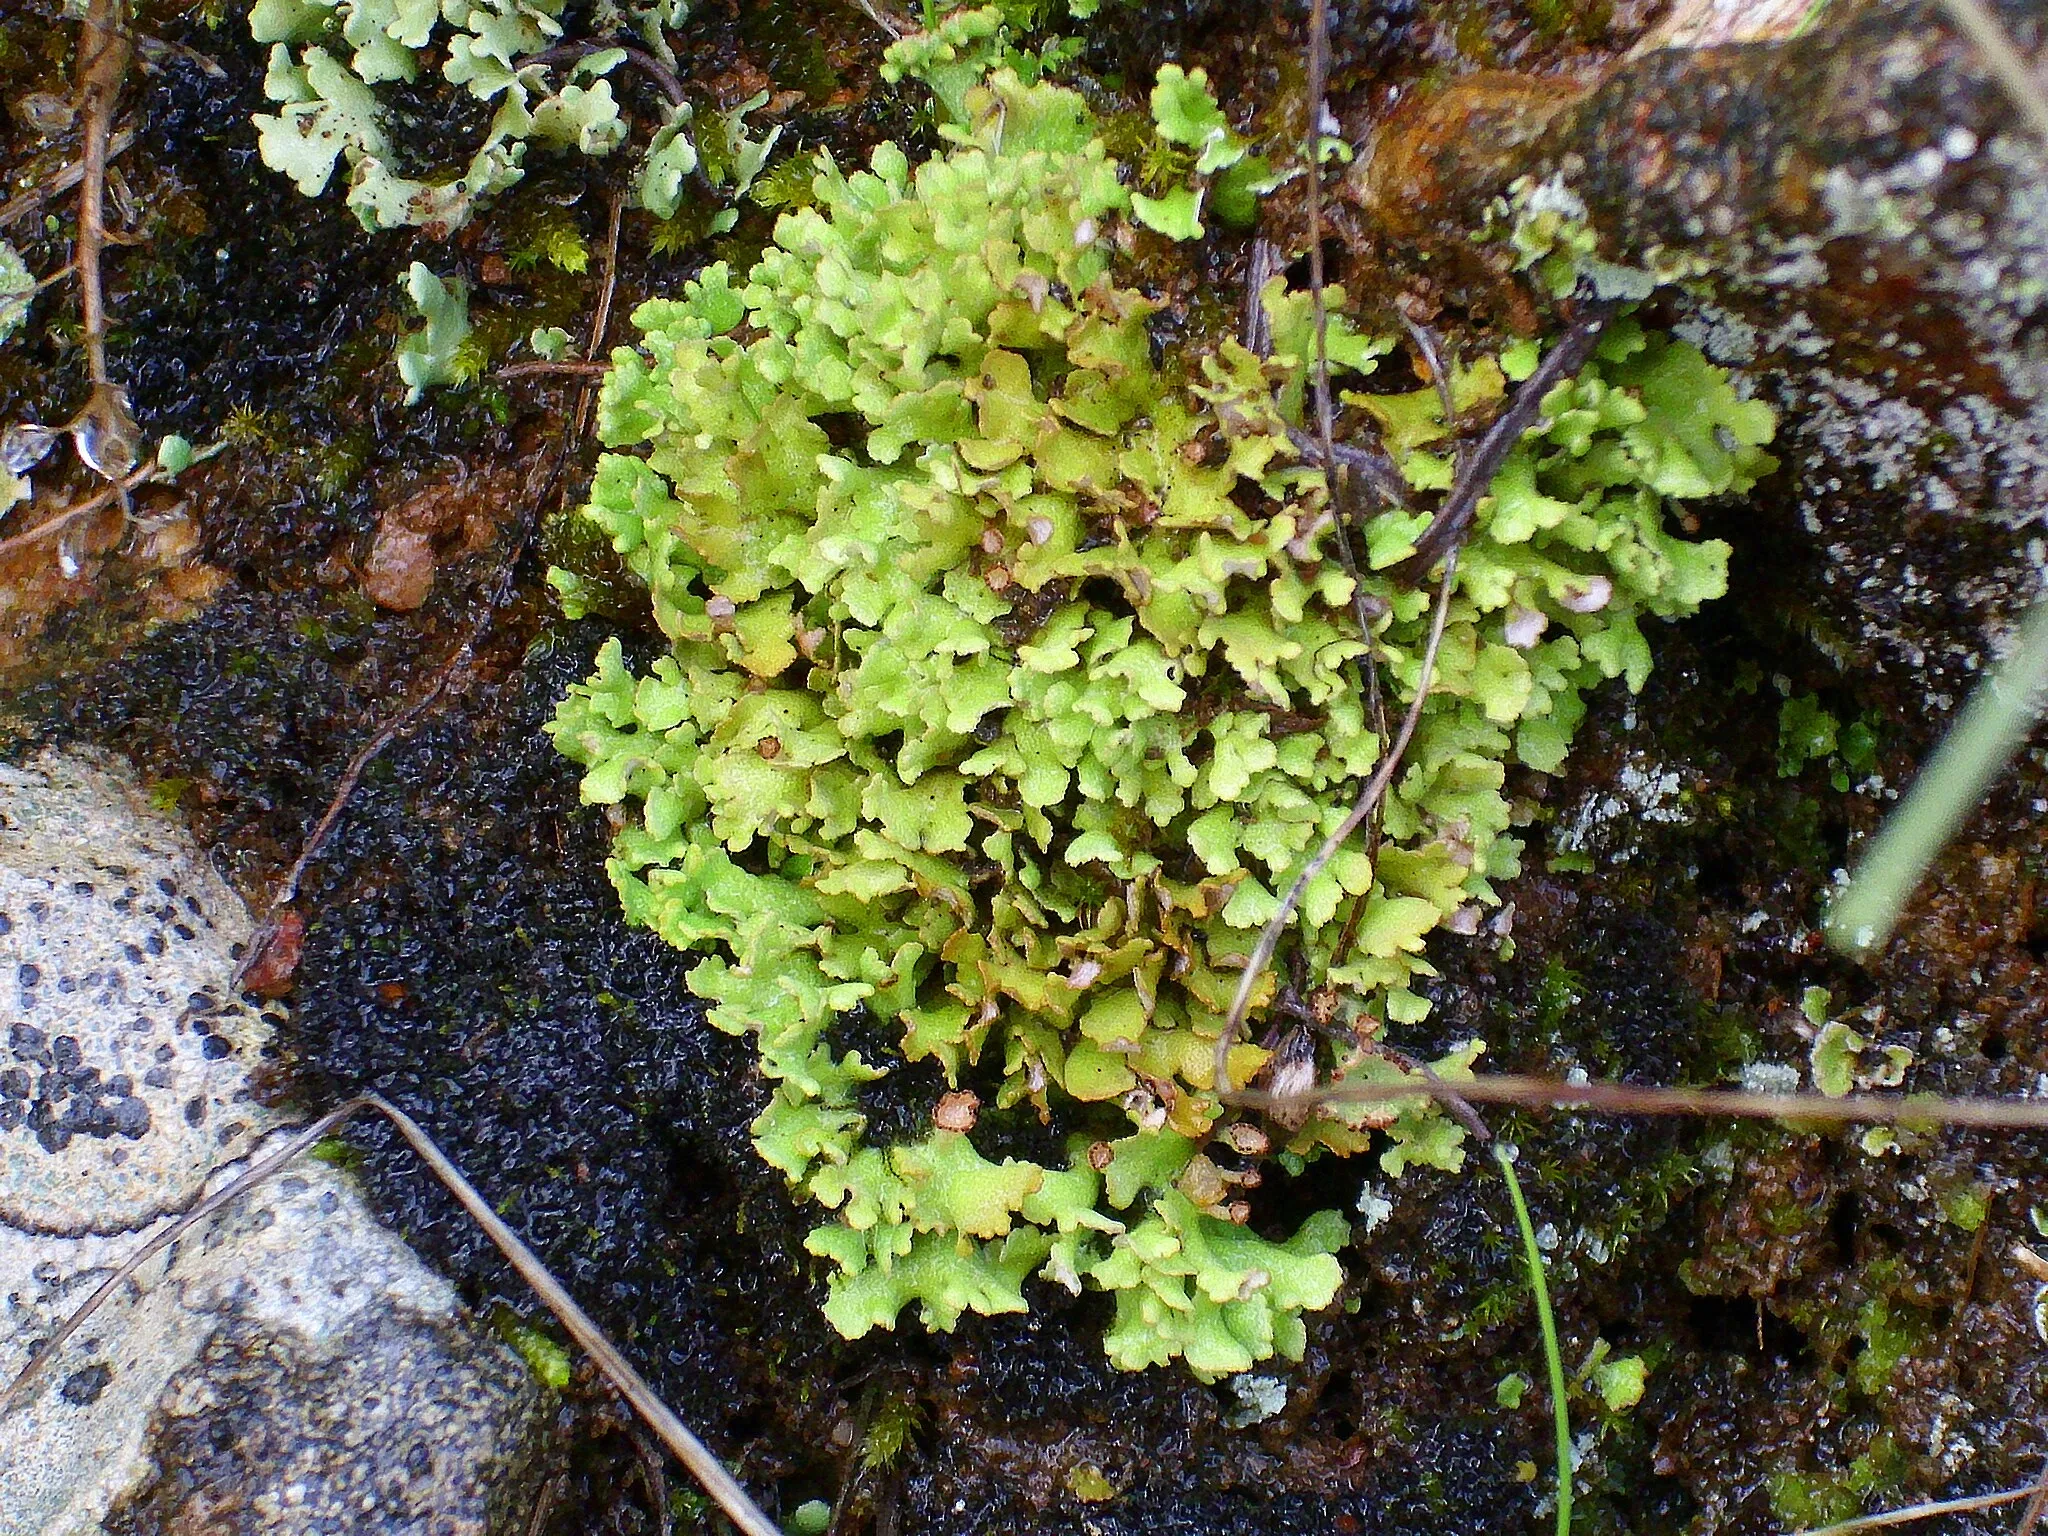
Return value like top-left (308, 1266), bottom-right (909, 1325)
top-left (933, 1089), bottom-right (979, 1133)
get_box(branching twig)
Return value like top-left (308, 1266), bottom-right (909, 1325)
top-left (1213, 550), bottom-right (1461, 1094)
top-left (1399, 310), bottom-right (1458, 428)
top-left (850, 0), bottom-right (912, 40)
top-left (238, 642), bottom-right (472, 976)
top-left (1243, 236), bottom-right (1282, 358)
top-left (1285, 426), bottom-right (1411, 512)
top-left (0, 128), bottom-right (135, 232)
top-left (1391, 303), bottom-right (1612, 582)
top-left (1224, 1070), bottom-right (2048, 1130)
top-left (236, 440), bottom-right (568, 989)
top-left (75, 0), bottom-right (131, 392)
top-left (1299, 0), bottom-right (1402, 723)
top-left (575, 191), bottom-right (627, 444)
top-left (0, 462), bottom-right (149, 560)
top-left (0, 1095), bottom-right (783, 1536)
top-left (239, 234), bottom-right (597, 988)
top-left (2015, 1453), bottom-right (2048, 1536)
top-left (515, 39), bottom-right (687, 108)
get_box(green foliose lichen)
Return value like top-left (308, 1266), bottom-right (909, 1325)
top-left (248, 0), bottom-right (774, 233)
top-left (547, 72), bottom-right (1774, 1376)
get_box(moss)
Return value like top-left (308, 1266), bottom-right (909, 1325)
top-left (1769, 1433), bottom-right (1907, 1530)
top-left (1850, 1294), bottom-right (1928, 1395)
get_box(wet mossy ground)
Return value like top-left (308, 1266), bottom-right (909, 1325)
top-left (4, 0), bottom-right (2047, 1530)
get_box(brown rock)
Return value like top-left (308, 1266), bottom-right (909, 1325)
top-left (361, 468), bottom-right (521, 611)
top-left (240, 907), bottom-right (305, 998)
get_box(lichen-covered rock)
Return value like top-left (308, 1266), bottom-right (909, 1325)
top-left (1360, 0), bottom-right (2048, 693)
top-left (0, 749), bottom-right (546, 1536)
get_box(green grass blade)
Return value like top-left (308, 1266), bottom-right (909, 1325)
top-left (1827, 598), bottom-right (2048, 958)
top-left (1496, 1142), bottom-right (1572, 1536)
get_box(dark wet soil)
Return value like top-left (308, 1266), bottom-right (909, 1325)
top-left (4, 0), bottom-right (2046, 1531)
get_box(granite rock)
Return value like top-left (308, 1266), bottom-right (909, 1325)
top-left (0, 749), bottom-right (547, 1536)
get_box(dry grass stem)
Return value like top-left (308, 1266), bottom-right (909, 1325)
top-left (1393, 303), bottom-right (1612, 581)
top-left (497, 360), bottom-right (614, 379)
top-left (1934, 0), bottom-right (2048, 142)
top-left (1794, 1484), bottom-right (2038, 1535)
top-left (574, 191), bottom-right (627, 443)
top-left (0, 1095), bottom-right (784, 1536)
top-left (0, 463), bottom-right (150, 559)
top-left (0, 128), bottom-right (136, 232)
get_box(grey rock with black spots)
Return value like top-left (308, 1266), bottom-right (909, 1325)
top-left (0, 749), bottom-right (548, 1535)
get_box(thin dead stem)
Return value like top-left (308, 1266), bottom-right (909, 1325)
top-left (1794, 1484), bottom-right (2037, 1536)
top-left (1225, 1070), bottom-right (2048, 1131)
top-left (0, 463), bottom-right (149, 560)
top-left (1286, 426), bottom-right (1411, 511)
top-left (1393, 303), bottom-right (1612, 581)
top-left (515, 40), bottom-right (687, 109)
top-left (497, 360), bottom-right (614, 379)
top-left (575, 192), bottom-right (627, 443)
top-left (1299, 0), bottom-right (1397, 736)
top-left (75, 0), bottom-right (130, 390)
top-left (240, 266), bottom-right (587, 987)
top-left (1213, 550), bottom-right (1461, 1094)
top-left (0, 128), bottom-right (135, 232)
top-left (851, 0), bottom-right (911, 40)
top-left (0, 1095), bottom-right (783, 1536)
top-left (1933, 0), bottom-right (2048, 143)
top-left (237, 445), bottom-right (566, 986)
top-left (243, 645), bottom-right (471, 948)
top-left (2016, 1454), bottom-right (2048, 1536)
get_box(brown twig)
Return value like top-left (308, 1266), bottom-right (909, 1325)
top-left (631, 1426), bottom-right (676, 1536)
top-left (1285, 426), bottom-right (1411, 513)
top-left (0, 128), bottom-right (135, 232)
top-left (575, 191), bottom-right (627, 443)
top-left (1298, 0), bottom-right (1402, 726)
top-left (515, 39), bottom-right (687, 108)
top-left (1390, 303), bottom-right (1613, 583)
top-left (1399, 311), bottom-right (1458, 428)
top-left (240, 238), bottom-right (594, 988)
top-left (850, 0), bottom-right (912, 40)
top-left (1225, 1070), bottom-right (2048, 1130)
top-left (0, 1096), bottom-right (783, 1536)
top-left (523, 1474), bottom-right (567, 1536)
top-left (0, 462), bottom-right (148, 560)
top-left (1213, 550), bottom-right (1461, 1094)
top-left (1242, 236), bottom-right (1282, 357)
top-left (238, 641), bottom-right (472, 980)
top-left (1373, 1043), bottom-right (1492, 1143)
top-left (75, 0), bottom-right (131, 391)
top-left (2016, 1454), bottom-right (2048, 1536)
top-left (497, 360), bottom-right (614, 379)
top-left (236, 439), bottom-right (570, 989)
